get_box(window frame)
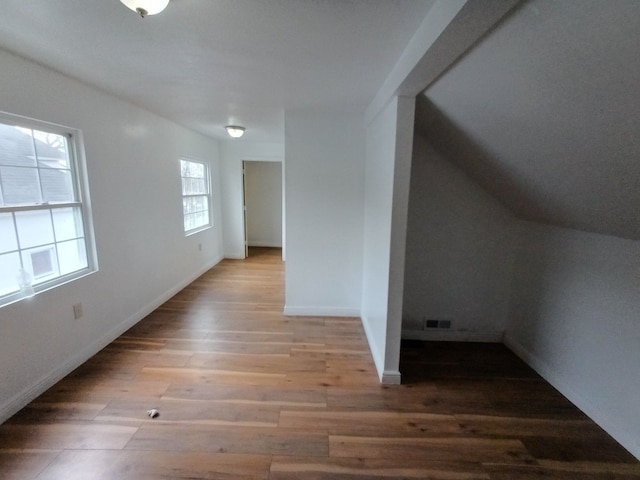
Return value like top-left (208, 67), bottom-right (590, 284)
top-left (180, 158), bottom-right (212, 235)
top-left (0, 111), bottom-right (97, 307)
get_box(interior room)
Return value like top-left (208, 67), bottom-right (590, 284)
top-left (0, 0), bottom-right (638, 477)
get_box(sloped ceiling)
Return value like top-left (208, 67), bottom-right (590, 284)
top-left (0, 0), bottom-right (434, 143)
top-left (420, 0), bottom-right (640, 240)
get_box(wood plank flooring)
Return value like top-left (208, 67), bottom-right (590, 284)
top-left (1, 247), bottom-right (638, 479)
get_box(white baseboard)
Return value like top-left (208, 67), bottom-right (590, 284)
top-left (503, 333), bottom-right (640, 461)
top-left (402, 329), bottom-right (504, 343)
top-left (0, 256), bottom-right (222, 425)
top-left (360, 314), bottom-right (387, 383)
top-left (247, 241), bottom-right (282, 248)
top-left (381, 370), bottom-right (401, 385)
top-left (283, 306), bottom-right (360, 317)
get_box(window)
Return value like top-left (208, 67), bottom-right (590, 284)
top-left (180, 159), bottom-right (211, 234)
top-left (0, 113), bottom-right (95, 306)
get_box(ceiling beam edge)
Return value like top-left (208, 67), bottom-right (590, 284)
top-left (365, 0), bottom-right (522, 126)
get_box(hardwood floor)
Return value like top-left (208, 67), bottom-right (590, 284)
top-left (1, 247), bottom-right (638, 479)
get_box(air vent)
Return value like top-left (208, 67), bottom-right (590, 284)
top-left (424, 319), bottom-right (452, 329)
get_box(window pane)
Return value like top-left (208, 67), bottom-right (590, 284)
top-left (15, 209), bottom-right (54, 249)
top-left (197, 196), bottom-right (208, 212)
top-left (183, 195), bottom-right (208, 215)
top-left (183, 214), bottom-right (193, 232)
top-left (183, 196), bottom-right (192, 214)
top-left (197, 211), bottom-right (209, 228)
top-left (0, 124), bottom-right (37, 167)
top-left (182, 177), bottom-right (207, 195)
top-left (41, 168), bottom-right (74, 203)
top-left (57, 238), bottom-right (87, 275)
top-left (181, 160), bottom-right (204, 179)
top-left (183, 197), bottom-right (191, 214)
top-left (0, 252), bottom-right (21, 296)
top-left (189, 196), bottom-right (199, 213)
top-left (0, 166), bottom-right (41, 205)
top-left (196, 178), bottom-right (207, 194)
top-left (192, 162), bottom-right (204, 177)
top-left (0, 212), bottom-right (18, 253)
top-left (184, 211), bottom-right (209, 232)
top-left (182, 178), bottom-right (207, 195)
top-left (21, 245), bottom-right (58, 284)
top-left (34, 131), bottom-right (69, 169)
top-left (52, 207), bottom-right (84, 242)
top-left (180, 160), bottom-right (188, 176)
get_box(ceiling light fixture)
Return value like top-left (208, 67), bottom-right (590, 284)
top-left (225, 126), bottom-right (246, 138)
top-left (120, 0), bottom-right (170, 18)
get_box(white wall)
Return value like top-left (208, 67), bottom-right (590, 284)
top-left (505, 221), bottom-right (640, 459)
top-left (219, 141), bottom-right (284, 259)
top-left (402, 133), bottom-right (515, 341)
top-left (0, 48), bottom-right (224, 422)
top-left (361, 96), bottom-right (415, 383)
top-left (245, 161), bottom-right (283, 248)
top-left (283, 109), bottom-right (365, 317)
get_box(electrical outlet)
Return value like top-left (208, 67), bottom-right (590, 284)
top-left (73, 303), bottom-right (83, 319)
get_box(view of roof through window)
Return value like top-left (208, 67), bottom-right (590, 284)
top-left (0, 124), bottom-right (73, 206)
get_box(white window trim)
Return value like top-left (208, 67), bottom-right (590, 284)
top-left (0, 111), bottom-right (97, 308)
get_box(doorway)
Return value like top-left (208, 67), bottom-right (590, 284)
top-left (242, 161), bottom-right (283, 258)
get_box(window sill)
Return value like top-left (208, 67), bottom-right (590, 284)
top-left (0, 268), bottom-right (97, 310)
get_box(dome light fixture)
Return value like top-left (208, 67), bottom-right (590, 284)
top-left (120, 0), bottom-right (170, 18)
top-left (225, 126), bottom-right (246, 138)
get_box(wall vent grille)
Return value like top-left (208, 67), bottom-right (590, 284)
top-left (424, 319), bottom-right (452, 329)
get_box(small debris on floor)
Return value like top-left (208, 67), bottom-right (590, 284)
top-left (147, 408), bottom-right (160, 419)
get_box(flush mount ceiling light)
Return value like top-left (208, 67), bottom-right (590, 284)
top-left (120, 0), bottom-right (170, 18)
top-left (225, 126), bottom-right (246, 138)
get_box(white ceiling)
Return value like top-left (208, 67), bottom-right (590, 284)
top-left (0, 0), bottom-right (434, 143)
top-left (422, 0), bottom-right (640, 240)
